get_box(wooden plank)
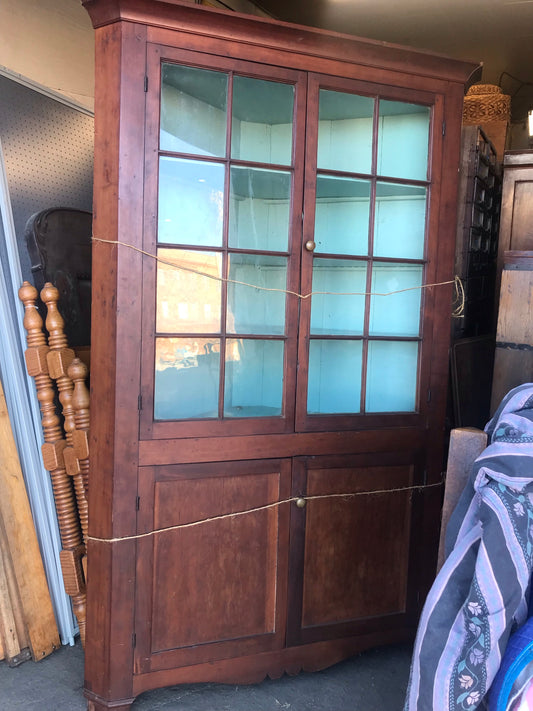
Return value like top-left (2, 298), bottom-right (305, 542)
top-left (0, 380), bottom-right (60, 660)
top-left (0, 539), bottom-right (21, 663)
top-left (437, 427), bottom-right (488, 571)
top-left (492, 266), bottom-right (533, 411)
top-left (0, 513), bottom-right (29, 655)
top-left (495, 268), bottom-right (533, 346)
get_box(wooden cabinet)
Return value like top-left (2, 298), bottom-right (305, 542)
top-left (82, 2), bottom-right (478, 708)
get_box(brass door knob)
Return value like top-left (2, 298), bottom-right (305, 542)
top-left (305, 240), bottom-right (316, 252)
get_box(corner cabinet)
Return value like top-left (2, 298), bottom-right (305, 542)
top-left (82, 2), bottom-right (479, 708)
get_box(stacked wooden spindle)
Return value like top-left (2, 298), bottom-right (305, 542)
top-left (18, 281), bottom-right (89, 647)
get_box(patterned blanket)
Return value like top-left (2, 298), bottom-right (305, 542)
top-left (405, 383), bottom-right (533, 711)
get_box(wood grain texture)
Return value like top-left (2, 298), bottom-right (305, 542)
top-left (0, 379), bottom-right (59, 660)
top-left (18, 282), bottom-right (85, 647)
top-left (492, 267), bottom-right (533, 411)
top-left (82, 2), bottom-right (476, 707)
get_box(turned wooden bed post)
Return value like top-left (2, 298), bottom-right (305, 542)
top-left (67, 357), bottom-right (90, 555)
top-left (18, 281), bottom-right (87, 646)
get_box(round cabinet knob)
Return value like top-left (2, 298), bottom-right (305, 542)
top-left (305, 240), bottom-right (316, 252)
top-left (295, 497), bottom-right (306, 508)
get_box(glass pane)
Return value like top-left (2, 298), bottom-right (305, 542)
top-left (314, 176), bottom-right (370, 255)
top-left (156, 249), bottom-right (222, 334)
top-left (229, 167), bottom-right (290, 251)
top-left (158, 157), bottom-right (225, 247)
top-left (377, 100), bottom-right (430, 181)
top-left (307, 340), bottom-right (362, 414)
top-left (374, 183), bottom-right (427, 259)
top-left (366, 341), bottom-right (418, 412)
top-left (155, 337), bottom-right (220, 419)
top-left (224, 339), bottom-right (284, 417)
top-left (369, 263), bottom-right (423, 337)
top-left (227, 254), bottom-right (287, 335)
top-left (232, 76), bottom-right (294, 165)
top-left (317, 90), bottom-right (374, 174)
top-left (160, 64), bottom-right (227, 157)
top-left (310, 259), bottom-right (366, 335)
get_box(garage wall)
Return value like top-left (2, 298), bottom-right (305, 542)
top-left (0, 0), bottom-right (94, 113)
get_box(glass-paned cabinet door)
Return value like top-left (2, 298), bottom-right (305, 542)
top-left (298, 78), bottom-right (433, 427)
top-left (145, 51), bottom-right (305, 436)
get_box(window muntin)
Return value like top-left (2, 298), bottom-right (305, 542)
top-left (307, 90), bottom-right (430, 415)
top-left (155, 64), bottom-right (294, 421)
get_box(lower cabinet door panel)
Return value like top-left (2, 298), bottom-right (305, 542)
top-left (134, 459), bottom-right (291, 673)
top-left (287, 452), bottom-right (421, 646)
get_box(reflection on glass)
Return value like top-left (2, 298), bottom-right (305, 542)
top-left (224, 339), bottom-right (284, 417)
top-left (369, 263), bottom-right (422, 337)
top-left (310, 259), bottom-right (366, 335)
top-left (231, 76), bottom-right (294, 165)
top-left (158, 157), bottom-right (224, 247)
top-left (366, 341), bottom-right (418, 412)
top-left (227, 254), bottom-right (287, 335)
top-left (156, 249), bottom-right (222, 333)
top-left (154, 337), bottom-right (220, 419)
top-left (314, 176), bottom-right (370, 255)
top-left (374, 183), bottom-right (427, 259)
top-left (377, 100), bottom-right (430, 181)
top-left (160, 64), bottom-right (227, 157)
top-left (317, 90), bottom-right (374, 174)
top-left (228, 167), bottom-right (291, 251)
top-left (307, 339), bottom-right (362, 414)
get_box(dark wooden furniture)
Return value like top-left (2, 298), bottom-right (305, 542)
top-left (82, 2), bottom-right (479, 709)
top-left (24, 208), bottom-right (92, 350)
top-left (490, 151), bottom-right (533, 412)
top-left (496, 151), bottom-right (533, 282)
top-left (450, 126), bottom-right (501, 429)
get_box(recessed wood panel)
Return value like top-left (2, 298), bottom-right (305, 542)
top-left (135, 460), bottom-right (290, 668)
top-left (152, 475), bottom-right (279, 650)
top-left (302, 465), bottom-right (412, 626)
top-left (287, 455), bottom-right (417, 645)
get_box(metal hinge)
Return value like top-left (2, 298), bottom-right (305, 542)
top-left (138, 394), bottom-right (143, 411)
top-left (132, 632), bottom-right (136, 648)
top-left (442, 120), bottom-right (446, 137)
top-left (427, 389), bottom-right (431, 403)
top-left (144, 76), bottom-right (148, 92)
top-left (136, 496), bottom-right (140, 511)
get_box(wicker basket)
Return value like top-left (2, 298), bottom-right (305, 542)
top-left (463, 84), bottom-right (511, 124)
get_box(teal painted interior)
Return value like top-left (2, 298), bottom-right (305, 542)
top-left (227, 254), bottom-right (287, 335)
top-left (310, 259), bottom-right (367, 335)
top-left (314, 176), bottom-right (371, 255)
top-left (158, 157), bottom-right (225, 247)
top-left (160, 64), bottom-right (228, 157)
top-left (224, 339), bottom-right (284, 417)
top-left (154, 337), bottom-right (221, 419)
top-left (377, 100), bottom-right (430, 181)
top-left (374, 183), bottom-right (426, 259)
top-left (229, 166), bottom-right (291, 251)
top-left (231, 75), bottom-right (294, 165)
top-left (369, 264), bottom-right (423, 337)
top-left (317, 89), bottom-right (374, 174)
top-left (154, 63), bottom-right (430, 420)
top-left (308, 340), bottom-right (363, 413)
top-left (365, 341), bottom-right (419, 412)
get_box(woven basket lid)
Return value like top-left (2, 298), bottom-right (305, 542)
top-left (463, 83), bottom-right (510, 124)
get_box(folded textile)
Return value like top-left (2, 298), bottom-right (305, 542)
top-left (404, 383), bottom-right (533, 711)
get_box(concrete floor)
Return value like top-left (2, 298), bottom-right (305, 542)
top-left (0, 640), bottom-right (413, 710)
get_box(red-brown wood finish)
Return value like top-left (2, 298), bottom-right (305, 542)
top-left (83, 1), bottom-right (479, 708)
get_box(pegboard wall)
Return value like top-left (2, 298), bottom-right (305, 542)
top-left (0, 74), bottom-right (94, 282)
